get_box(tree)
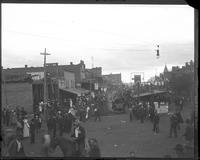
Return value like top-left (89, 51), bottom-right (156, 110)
top-left (169, 72), bottom-right (194, 99)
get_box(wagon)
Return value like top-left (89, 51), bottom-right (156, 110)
top-left (112, 98), bottom-right (125, 113)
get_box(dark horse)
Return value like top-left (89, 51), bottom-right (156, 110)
top-left (49, 136), bottom-right (101, 157)
top-left (49, 136), bottom-right (79, 157)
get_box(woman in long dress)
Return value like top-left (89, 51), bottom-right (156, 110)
top-left (23, 116), bottom-right (30, 138)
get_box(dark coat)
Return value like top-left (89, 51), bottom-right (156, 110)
top-left (52, 117), bottom-right (57, 129)
top-left (71, 125), bottom-right (86, 144)
top-left (47, 118), bottom-right (53, 131)
top-left (153, 113), bottom-right (160, 124)
top-left (183, 125), bottom-right (193, 141)
top-left (170, 114), bottom-right (179, 127)
top-left (16, 109), bottom-right (20, 120)
top-left (3, 109), bottom-right (7, 117)
top-left (6, 110), bottom-right (10, 119)
top-left (175, 112), bottom-right (183, 124)
top-left (30, 121), bottom-right (35, 134)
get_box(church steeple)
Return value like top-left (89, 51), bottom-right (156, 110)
top-left (164, 64), bottom-right (168, 73)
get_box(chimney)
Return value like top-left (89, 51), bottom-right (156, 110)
top-left (70, 62), bottom-right (73, 65)
top-left (25, 65), bottom-right (28, 68)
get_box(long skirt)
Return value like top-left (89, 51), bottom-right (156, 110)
top-left (23, 125), bottom-right (30, 138)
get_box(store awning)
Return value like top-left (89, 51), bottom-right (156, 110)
top-left (59, 88), bottom-right (89, 96)
top-left (132, 90), bottom-right (168, 98)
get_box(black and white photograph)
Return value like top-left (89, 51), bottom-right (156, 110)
top-left (1, 3), bottom-right (197, 158)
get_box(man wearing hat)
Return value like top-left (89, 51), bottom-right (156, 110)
top-left (29, 118), bottom-right (36, 144)
top-left (139, 103), bottom-right (145, 123)
top-left (71, 119), bottom-right (86, 156)
top-left (94, 105), bottom-right (101, 122)
top-left (169, 113), bottom-right (178, 138)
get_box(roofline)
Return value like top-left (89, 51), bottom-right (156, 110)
top-left (63, 69), bottom-right (75, 73)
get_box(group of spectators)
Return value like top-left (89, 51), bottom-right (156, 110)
top-left (2, 105), bottom-right (43, 157)
top-left (42, 93), bottom-right (104, 156)
top-left (127, 94), bottom-right (194, 158)
top-left (2, 94), bottom-right (102, 157)
top-left (128, 100), bottom-right (160, 134)
top-left (2, 85), bottom-right (194, 158)
top-left (2, 106), bottom-right (26, 127)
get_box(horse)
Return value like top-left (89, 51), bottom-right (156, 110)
top-left (47, 135), bottom-right (101, 157)
top-left (48, 136), bottom-right (78, 157)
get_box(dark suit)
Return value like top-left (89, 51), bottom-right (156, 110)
top-left (153, 113), bottom-right (160, 133)
top-left (6, 109), bottom-right (10, 126)
top-left (71, 125), bottom-right (86, 155)
top-left (2, 109), bottom-right (7, 125)
top-left (52, 117), bottom-right (57, 138)
top-left (30, 121), bottom-right (35, 144)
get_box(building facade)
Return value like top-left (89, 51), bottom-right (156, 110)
top-left (103, 73), bottom-right (122, 85)
top-left (63, 70), bottom-right (75, 89)
top-left (85, 67), bottom-right (102, 79)
top-left (2, 60), bottom-right (86, 85)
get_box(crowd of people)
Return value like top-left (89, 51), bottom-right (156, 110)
top-left (1, 91), bottom-right (107, 157)
top-left (1, 86), bottom-right (194, 158)
top-left (127, 100), bottom-right (161, 135)
top-left (126, 94), bottom-right (194, 158)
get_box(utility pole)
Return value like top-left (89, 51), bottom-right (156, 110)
top-left (3, 69), bottom-right (8, 106)
top-left (56, 63), bottom-right (59, 104)
top-left (90, 56), bottom-right (94, 93)
top-left (40, 48), bottom-right (51, 121)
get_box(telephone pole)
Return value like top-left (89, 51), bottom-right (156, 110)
top-left (2, 69), bottom-right (8, 106)
top-left (90, 56), bottom-right (94, 92)
top-left (40, 48), bottom-right (51, 120)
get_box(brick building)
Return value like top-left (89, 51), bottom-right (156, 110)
top-left (85, 67), bottom-right (102, 79)
top-left (160, 60), bottom-right (194, 81)
top-left (2, 60), bottom-right (86, 86)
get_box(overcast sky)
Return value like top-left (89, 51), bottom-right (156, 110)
top-left (2, 4), bottom-right (194, 82)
